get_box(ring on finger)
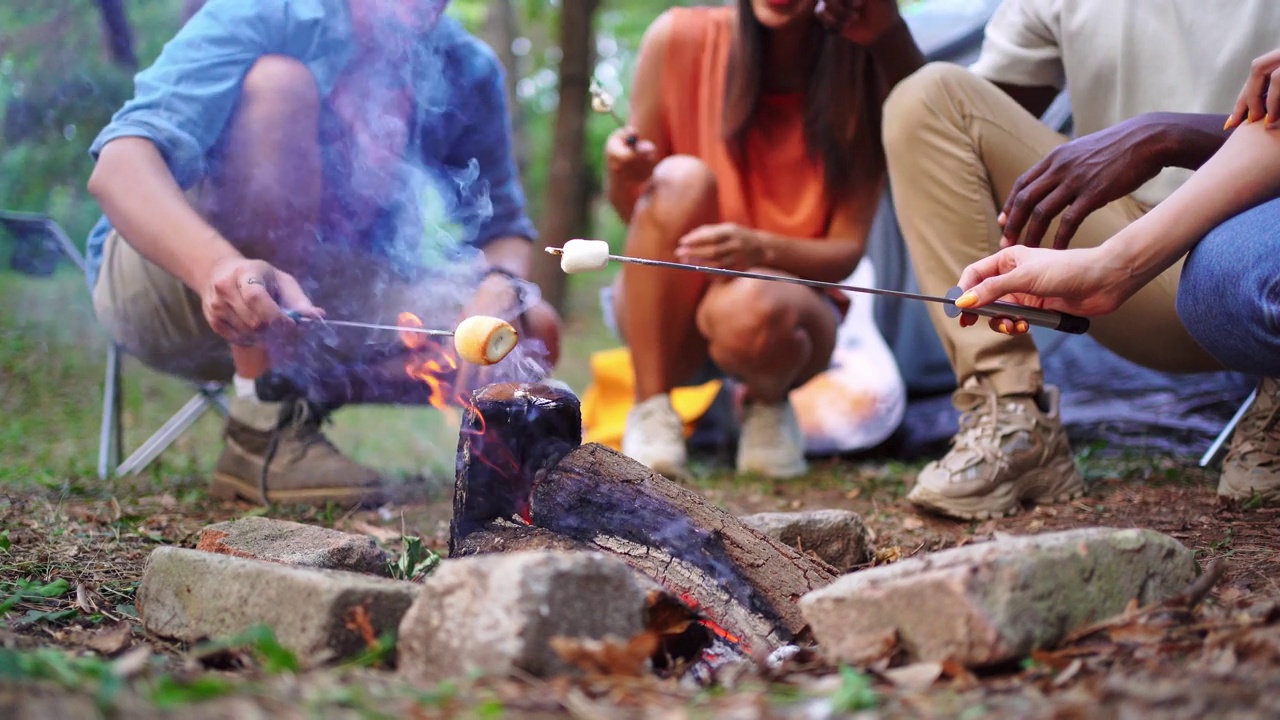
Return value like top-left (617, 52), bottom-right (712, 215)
top-left (243, 277), bottom-right (263, 287)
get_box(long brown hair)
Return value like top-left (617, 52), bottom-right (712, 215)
top-left (722, 1), bottom-right (885, 201)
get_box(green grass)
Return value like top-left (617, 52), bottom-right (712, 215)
top-left (0, 259), bottom-right (621, 484)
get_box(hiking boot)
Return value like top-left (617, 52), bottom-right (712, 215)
top-left (211, 396), bottom-right (385, 506)
top-left (622, 394), bottom-right (689, 480)
top-left (907, 376), bottom-right (1083, 519)
top-left (1219, 377), bottom-right (1280, 504)
top-left (737, 399), bottom-right (808, 478)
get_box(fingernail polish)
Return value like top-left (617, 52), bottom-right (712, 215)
top-left (955, 291), bottom-right (978, 309)
top-left (1015, 320), bottom-right (1029, 334)
top-left (1224, 117), bottom-right (1236, 131)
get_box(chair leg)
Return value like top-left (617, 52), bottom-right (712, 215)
top-left (98, 344), bottom-right (123, 480)
top-left (115, 390), bottom-right (222, 476)
top-left (1199, 389), bottom-right (1257, 468)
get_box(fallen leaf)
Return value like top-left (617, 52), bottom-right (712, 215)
top-left (1107, 622), bottom-right (1168, 644)
top-left (882, 661), bottom-right (943, 692)
top-left (875, 546), bottom-right (903, 564)
top-left (550, 632), bottom-right (659, 677)
top-left (645, 590), bottom-right (695, 636)
top-left (845, 488), bottom-right (862, 500)
top-left (85, 622), bottom-right (133, 656)
top-left (901, 517), bottom-right (924, 531)
top-left (940, 658), bottom-right (978, 689)
top-left (112, 644), bottom-right (153, 678)
top-left (1052, 658), bottom-right (1084, 687)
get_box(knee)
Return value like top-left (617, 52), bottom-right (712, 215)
top-left (699, 281), bottom-right (796, 363)
top-left (883, 62), bottom-right (972, 153)
top-left (240, 55), bottom-right (320, 122)
top-left (639, 155), bottom-right (718, 234)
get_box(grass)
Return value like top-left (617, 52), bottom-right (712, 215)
top-left (0, 255), bottom-right (622, 484)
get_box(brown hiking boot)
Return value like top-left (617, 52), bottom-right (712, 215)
top-left (1219, 377), bottom-right (1280, 504)
top-left (211, 397), bottom-right (385, 507)
top-left (907, 376), bottom-right (1083, 520)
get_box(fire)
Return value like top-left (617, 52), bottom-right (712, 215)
top-left (398, 311), bottom-right (461, 416)
top-left (397, 311), bottom-right (429, 350)
top-left (677, 592), bottom-right (746, 648)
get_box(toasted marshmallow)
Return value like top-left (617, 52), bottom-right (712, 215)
top-left (453, 315), bottom-right (518, 365)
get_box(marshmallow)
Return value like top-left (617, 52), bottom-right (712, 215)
top-left (453, 315), bottom-right (519, 366)
top-left (559, 239), bottom-right (611, 274)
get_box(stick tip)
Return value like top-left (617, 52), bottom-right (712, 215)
top-left (544, 247), bottom-right (564, 255)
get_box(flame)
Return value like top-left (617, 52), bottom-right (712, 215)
top-left (678, 593), bottom-right (745, 648)
top-left (399, 311), bottom-right (460, 416)
top-left (397, 311), bottom-right (429, 350)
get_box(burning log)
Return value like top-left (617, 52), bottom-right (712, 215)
top-left (451, 383), bottom-right (839, 653)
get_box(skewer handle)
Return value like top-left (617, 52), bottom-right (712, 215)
top-left (942, 287), bottom-right (1090, 335)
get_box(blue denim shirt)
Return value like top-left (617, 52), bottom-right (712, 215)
top-left (85, 0), bottom-right (534, 285)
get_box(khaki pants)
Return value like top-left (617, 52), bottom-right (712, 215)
top-left (92, 229), bottom-right (459, 384)
top-left (882, 63), bottom-right (1221, 397)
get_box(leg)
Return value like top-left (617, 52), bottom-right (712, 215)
top-left (612, 156), bottom-right (719, 479)
top-left (697, 276), bottom-right (840, 478)
top-left (1178, 198), bottom-right (1280, 503)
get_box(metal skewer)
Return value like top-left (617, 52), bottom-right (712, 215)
top-left (544, 247), bottom-right (1091, 335)
top-left (283, 310), bottom-right (454, 337)
top-left (590, 81), bottom-right (638, 148)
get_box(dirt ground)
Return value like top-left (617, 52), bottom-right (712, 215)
top-left (2, 453), bottom-right (1279, 719)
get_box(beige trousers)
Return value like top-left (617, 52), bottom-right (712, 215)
top-left (882, 63), bottom-right (1221, 397)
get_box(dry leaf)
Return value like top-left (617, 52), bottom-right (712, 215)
top-left (845, 488), bottom-right (862, 500)
top-left (940, 658), bottom-right (979, 689)
top-left (875, 546), bottom-right (903, 564)
top-left (84, 622), bottom-right (133, 656)
top-left (901, 517), bottom-right (925, 531)
top-left (645, 590), bottom-right (697, 636)
top-left (882, 661), bottom-right (943, 692)
top-left (1052, 658), bottom-right (1084, 687)
top-left (1107, 622), bottom-right (1167, 644)
top-left (112, 645), bottom-right (153, 678)
top-left (550, 632), bottom-right (659, 677)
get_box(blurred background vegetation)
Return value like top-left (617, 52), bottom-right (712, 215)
top-left (0, 0), bottom-right (708, 481)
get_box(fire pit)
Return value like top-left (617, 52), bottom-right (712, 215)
top-left (449, 382), bottom-right (839, 668)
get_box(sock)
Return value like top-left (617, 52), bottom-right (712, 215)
top-left (233, 374), bottom-right (258, 399)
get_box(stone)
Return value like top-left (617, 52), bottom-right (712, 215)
top-left (196, 516), bottom-right (389, 576)
top-left (800, 527), bottom-right (1198, 667)
top-left (739, 509), bottom-right (873, 571)
top-left (397, 551), bottom-right (647, 682)
top-left (138, 547), bottom-right (417, 664)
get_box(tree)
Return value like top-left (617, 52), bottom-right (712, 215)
top-left (482, 0), bottom-right (529, 178)
top-left (530, 0), bottom-right (601, 311)
top-left (96, 0), bottom-right (137, 69)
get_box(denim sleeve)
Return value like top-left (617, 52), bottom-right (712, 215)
top-left (89, 1), bottom-right (286, 189)
top-left (447, 52), bottom-right (537, 247)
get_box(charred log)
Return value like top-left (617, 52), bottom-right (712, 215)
top-left (531, 444), bottom-right (838, 650)
top-left (450, 383), bottom-right (582, 554)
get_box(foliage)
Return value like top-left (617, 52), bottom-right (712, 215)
top-left (193, 624), bottom-right (302, 675)
top-left (387, 534), bottom-right (442, 581)
top-left (0, 647), bottom-right (128, 709)
top-left (829, 665), bottom-right (879, 713)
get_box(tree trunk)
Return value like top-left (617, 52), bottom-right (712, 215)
top-left (483, 0), bottom-right (529, 179)
top-left (96, 0), bottom-right (137, 69)
top-left (530, 0), bottom-right (600, 312)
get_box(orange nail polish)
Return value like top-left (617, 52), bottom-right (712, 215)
top-left (955, 291), bottom-right (978, 309)
top-left (1224, 117), bottom-right (1237, 131)
top-left (1015, 320), bottom-right (1029, 334)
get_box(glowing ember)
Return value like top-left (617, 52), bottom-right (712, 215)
top-left (678, 592), bottom-right (746, 649)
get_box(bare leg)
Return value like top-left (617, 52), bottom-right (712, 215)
top-left (697, 276), bottom-right (838, 403)
top-left (613, 156), bottom-right (719, 400)
top-left (199, 55), bottom-right (324, 380)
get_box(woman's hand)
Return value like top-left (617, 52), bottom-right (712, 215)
top-left (201, 256), bottom-right (321, 345)
top-left (676, 223), bottom-right (766, 270)
top-left (1226, 48), bottom-right (1280, 129)
top-left (953, 245), bottom-right (1138, 334)
top-left (815, 0), bottom-right (904, 46)
top-left (605, 126), bottom-right (658, 190)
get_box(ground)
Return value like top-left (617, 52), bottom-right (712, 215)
top-left (2, 263), bottom-right (1279, 718)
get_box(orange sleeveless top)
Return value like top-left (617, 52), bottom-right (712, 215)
top-left (659, 6), bottom-right (833, 239)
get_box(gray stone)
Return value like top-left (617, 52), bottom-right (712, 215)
top-left (800, 527), bottom-right (1197, 667)
top-left (197, 516), bottom-right (389, 576)
top-left (739, 509), bottom-right (873, 571)
top-left (397, 551), bottom-right (647, 682)
top-left (138, 547), bottom-right (417, 664)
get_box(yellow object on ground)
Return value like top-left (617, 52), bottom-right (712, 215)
top-left (580, 347), bottom-right (723, 450)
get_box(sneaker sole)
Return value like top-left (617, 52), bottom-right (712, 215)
top-left (907, 460), bottom-right (1084, 521)
top-left (211, 473), bottom-right (385, 507)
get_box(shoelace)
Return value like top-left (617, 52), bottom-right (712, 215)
top-left (258, 398), bottom-right (336, 504)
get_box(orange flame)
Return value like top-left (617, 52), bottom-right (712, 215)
top-left (678, 592), bottom-right (745, 648)
top-left (397, 311), bottom-right (429, 351)
top-left (399, 311), bottom-right (459, 416)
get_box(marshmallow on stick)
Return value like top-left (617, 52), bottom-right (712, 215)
top-left (559, 239), bottom-right (611, 274)
top-left (453, 315), bottom-right (519, 366)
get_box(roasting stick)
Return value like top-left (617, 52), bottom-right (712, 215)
top-left (283, 310), bottom-right (520, 365)
top-left (546, 241), bottom-right (1091, 335)
top-left (590, 81), bottom-right (638, 148)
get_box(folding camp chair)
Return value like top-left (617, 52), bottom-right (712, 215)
top-left (0, 210), bottom-right (228, 479)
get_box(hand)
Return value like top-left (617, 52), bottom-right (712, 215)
top-left (953, 244), bottom-right (1137, 334)
top-left (815, 0), bottom-right (903, 46)
top-left (201, 256), bottom-right (321, 345)
top-left (998, 119), bottom-right (1168, 250)
top-left (605, 126), bottom-right (658, 190)
top-left (675, 223), bottom-right (766, 270)
top-left (1226, 48), bottom-right (1280, 129)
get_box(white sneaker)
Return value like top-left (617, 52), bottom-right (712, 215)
top-left (737, 400), bottom-right (808, 478)
top-left (622, 394), bottom-right (689, 480)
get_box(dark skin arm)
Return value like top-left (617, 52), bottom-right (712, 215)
top-left (999, 111), bottom-right (1232, 249)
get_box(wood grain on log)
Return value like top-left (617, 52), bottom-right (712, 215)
top-left (532, 444), bottom-right (839, 650)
